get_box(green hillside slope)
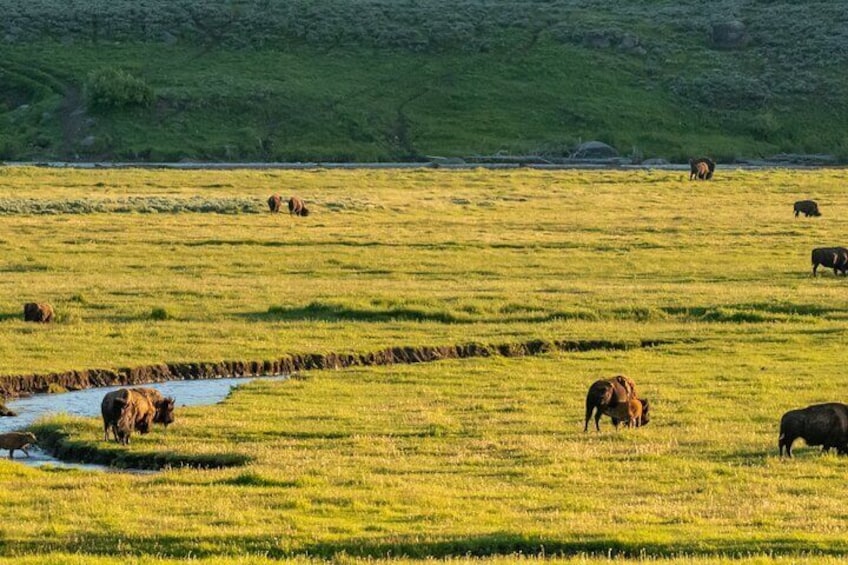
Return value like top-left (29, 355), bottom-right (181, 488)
top-left (1, 0), bottom-right (846, 162)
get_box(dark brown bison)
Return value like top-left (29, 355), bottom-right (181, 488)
top-left (794, 200), bottom-right (821, 218)
top-left (689, 158), bottom-right (715, 180)
top-left (268, 194), bottom-right (282, 213)
top-left (584, 375), bottom-right (643, 432)
top-left (811, 247), bottom-right (848, 276)
top-left (0, 431), bottom-right (37, 459)
top-left (23, 302), bottom-right (54, 323)
top-left (779, 403), bottom-right (848, 457)
top-left (288, 196), bottom-right (310, 217)
top-left (101, 389), bottom-right (156, 445)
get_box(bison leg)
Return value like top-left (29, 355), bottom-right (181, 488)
top-left (584, 399), bottom-right (596, 432)
top-left (812, 263), bottom-right (819, 277)
top-left (7, 449), bottom-right (13, 459)
top-left (779, 436), bottom-right (793, 458)
top-left (22, 446), bottom-right (30, 457)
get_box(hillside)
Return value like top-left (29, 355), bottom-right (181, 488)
top-left (1, 0), bottom-right (846, 163)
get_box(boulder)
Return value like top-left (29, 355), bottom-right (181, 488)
top-left (710, 20), bottom-right (749, 49)
top-left (572, 141), bottom-right (619, 159)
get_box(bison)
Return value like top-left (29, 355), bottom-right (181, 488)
top-left (794, 200), bottom-right (821, 218)
top-left (811, 247), bottom-right (848, 276)
top-left (689, 158), bottom-right (715, 180)
top-left (584, 375), bottom-right (641, 432)
top-left (603, 397), bottom-right (650, 428)
top-left (101, 388), bottom-right (157, 445)
top-left (23, 302), bottom-right (54, 323)
top-left (0, 431), bottom-right (37, 459)
top-left (779, 403), bottom-right (848, 457)
top-left (288, 196), bottom-right (310, 217)
top-left (132, 387), bottom-right (176, 428)
top-left (268, 194), bottom-right (282, 213)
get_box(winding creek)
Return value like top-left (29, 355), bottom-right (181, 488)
top-left (1, 375), bottom-right (288, 471)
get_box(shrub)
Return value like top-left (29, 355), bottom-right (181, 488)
top-left (150, 307), bottom-right (170, 320)
top-left (85, 68), bottom-right (155, 111)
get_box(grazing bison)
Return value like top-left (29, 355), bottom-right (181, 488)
top-left (132, 387), bottom-right (176, 428)
top-left (23, 302), bottom-right (54, 323)
top-left (101, 389), bottom-right (156, 445)
top-left (794, 200), bottom-right (821, 218)
top-left (0, 431), bottom-right (37, 459)
top-left (288, 196), bottom-right (310, 217)
top-left (268, 194), bottom-right (282, 213)
top-left (779, 403), bottom-right (848, 457)
top-left (811, 247), bottom-right (848, 276)
top-left (584, 375), bottom-right (640, 432)
top-left (689, 158), bottom-right (715, 180)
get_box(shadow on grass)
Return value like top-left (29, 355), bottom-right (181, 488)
top-left (660, 302), bottom-right (843, 323)
top-left (244, 300), bottom-right (839, 326)
top-left (242, 301), bottom-right (603, 325)
top-left (30, 421), bottom-right (251, 471)
top-left (0, 312), bottom-right (24, 322)
top-left (1, 531), bottom-right (840, 559)
top-left (244, 302), bottom-right (463, 324)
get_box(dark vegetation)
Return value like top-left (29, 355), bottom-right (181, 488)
top-left (0, 0), bottom-right (846, 162)
top-left (30, 421), bottom-right (251, 469)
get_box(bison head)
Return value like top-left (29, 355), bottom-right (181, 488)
top-left (639, 398), bottom-right (650, 426)
top-left (154, 397), bottom-right (176, 427)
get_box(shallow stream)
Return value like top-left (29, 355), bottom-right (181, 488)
top-left (1, 375), bottom-right (288, 471)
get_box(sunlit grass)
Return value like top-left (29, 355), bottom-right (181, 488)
top-left (2, 167), bottom-right (848, 562)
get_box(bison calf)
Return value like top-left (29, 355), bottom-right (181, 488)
top-left (288, 196), bottom-right (310, 217)
top-left (24, 302), bottom-right (54, 323)
top-left (779, 403), bottom-right (848, 457)
top-left (604, 397), bottom-right (650, 428)
top-left (132, 387), bottom-right (176, 428)
top-left (0, 431), bottom-right (37, 459)
top-left (794, 200), bottom-right (821, 218)
top-left (812, 247), bottom-right (848, 276)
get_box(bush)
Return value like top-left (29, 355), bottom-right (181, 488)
top-left (150, 307), bottom-right (170, 320)
top-left (85, 68), bottom-right (154, 111)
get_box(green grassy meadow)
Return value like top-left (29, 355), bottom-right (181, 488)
top-left (2, 1), bottom-right (848, 161)
top-left (2, 166), bottom-right (848, 563)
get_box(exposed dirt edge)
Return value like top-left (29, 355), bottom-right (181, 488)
top-left (30, 422), bottom-right (251, 470)
top-left (0, 337), bottom-right (678, 400)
